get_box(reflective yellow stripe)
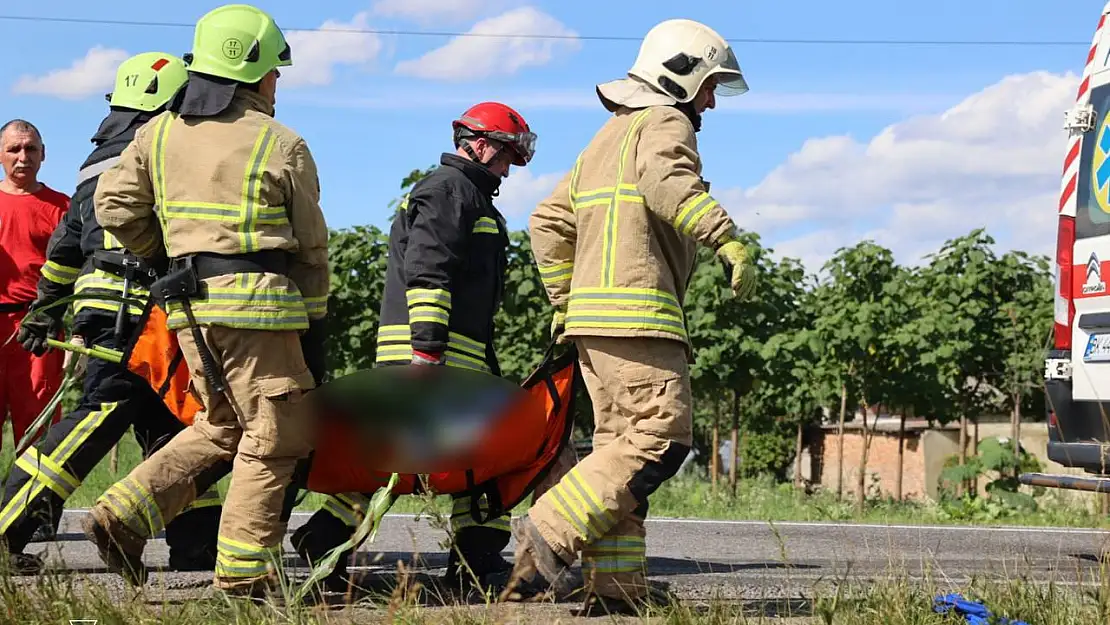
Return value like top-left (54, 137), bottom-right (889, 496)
top-left (164, 282), bottom-right (309, 331)
top-left (450, 495), bottom-right (511, 532)
top-left (374, 330), bottom-right (490, 373)
top-left (406, 288), bottom-right (451, 310)
top-left (569, 287), bottom-right (682, 315)
top-left (14, 447), bottom-right (80, 500)
top-left (74, 270), bottom-right (147, 316)
top-left (602, 109), bottom-right (652, 287)
top-left (242, 126), bottom-right (278, 252)
top-left (103, 230), bottom-right (121, 249)
top-left (409, 305), bottom-right (450, 326)
top-left (147, 114), bottom-right (173, 258)
top-left (548, 467), bottom-right (616, 542)
top-left (322, 495), bottom-right (362, 527)
top-left (473, 216), bottom-right (500, 235)
top-left (539, 261), bottom-right (574, 287)
top-left (41, 260), bottom-right (80, 285)
top-left (571, 185), bottom-right (643, 212)
top-left (101, 476), bottom-right (164, 538)
top-left (216, 536), bottom-right (281, 579)
top-left (181, 487), bottom-right (221, 512)
top-left (583, 535), bottom-right (647, 574)
top-left (566, 287), bottom-right (688, 340)
top-left (673, 192), bottom-right (719, 237)
top-left (0, 403), bottom-right (116, 533)
top-left (303, 295), bottom-right (328, 317)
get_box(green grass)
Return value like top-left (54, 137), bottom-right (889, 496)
top-left (1, 422), bottom-right (1106, 527)
top-left (0, 555), bottom-right (1107, 624)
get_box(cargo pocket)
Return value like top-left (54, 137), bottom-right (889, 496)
top-left (243, 372), bottom-right (315, 459)
top-left (612, 360), bottom-right (692, 445)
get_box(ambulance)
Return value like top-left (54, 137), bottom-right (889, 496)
top-left (1025, 2), bottom-right (1110, 492)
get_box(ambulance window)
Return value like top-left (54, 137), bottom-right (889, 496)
top-left (1077, 86), bottom-right (1110, 239)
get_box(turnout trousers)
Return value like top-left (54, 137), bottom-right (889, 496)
top-left (0, 313), bottom-right (221, 567)
top-left (87, 325), bottom-right (316, 591)
top-left (528, 336), bottom-right (692, 600)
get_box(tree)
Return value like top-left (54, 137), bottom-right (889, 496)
top-left (687, 233), bottom-right (810, 491)
top-left (811, 241), bottom-right (907, 510)
top-left (324, 225), bottom-right (388, 376)
top-left (994, 250), bottom-right (1053, 473)
top-left (915, 229), bottom-right (1008, 494)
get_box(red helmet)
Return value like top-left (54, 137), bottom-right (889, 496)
top-left (452, 102), bottom-right (536, 167)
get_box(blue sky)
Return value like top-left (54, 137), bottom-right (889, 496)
top-left (1, 0), bottom-right (1106, 271)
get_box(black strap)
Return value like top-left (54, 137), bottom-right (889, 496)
top-left (91, 249), bottom-right (160, 288)
top-left (186, 250), bottom-right (291, 280)
top-left (0, 302), bottom-right (30, 313)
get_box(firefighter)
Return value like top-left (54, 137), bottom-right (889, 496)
top-left (505, 19), bottom-right (757, 615)
top-left (81, 4), bottom-right (329, 597)
top-left (291, 101), bottom-right (537, 595)
top-left (3, 52), bottom-right (228, 576)
top-left (0, 120), bottom-right (68, 450)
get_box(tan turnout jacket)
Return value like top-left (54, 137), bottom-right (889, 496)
top-left (529, 105), bottom-right (737, 347)
top-left (94, 89), bottom-right (329, 332)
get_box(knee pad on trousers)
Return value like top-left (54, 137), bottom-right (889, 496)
top-left (627, 440), bottom-right (691, 505)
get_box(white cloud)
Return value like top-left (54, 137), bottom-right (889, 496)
top-left (497, 169), bottom-right (564, 217)
top-left (281, 12), bottom-right (384, 87)
top-left (372, 0), bottom-right (490, 25)
top-left (283, 88), bottom-right (955, 116)
top-left (718, 70), bottom-right (1079, 273)
top-left (394, 7), bottom-right (580, 81)
top-left (12, 46), bottom-right (129, 100)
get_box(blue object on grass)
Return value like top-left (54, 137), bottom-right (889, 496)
top-left (933, 593), bottom-right (1031, 625)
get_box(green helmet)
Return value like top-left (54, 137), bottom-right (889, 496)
top-left (184, 4), bottom-right (292, 84)
top-left (106, 52), bottom-right (188, 112)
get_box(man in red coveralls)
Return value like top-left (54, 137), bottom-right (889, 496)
top-left (0, 119), bottom-right (69, 449)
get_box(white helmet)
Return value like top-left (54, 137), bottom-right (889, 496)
top-left (597, 19), bottom-right (748, 111)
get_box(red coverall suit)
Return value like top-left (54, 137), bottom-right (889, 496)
top-left (0, 185), bottom-right (68, 447)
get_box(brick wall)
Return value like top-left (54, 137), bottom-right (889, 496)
top-left (817, 430), bottom-right (929, 500)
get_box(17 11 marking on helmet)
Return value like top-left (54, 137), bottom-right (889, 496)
top-left (704, 45), bottom-right (719, 62)
top-left (222, 38), bottom-right (244, 60)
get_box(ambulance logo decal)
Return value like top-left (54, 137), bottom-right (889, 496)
top-left (1092, 113), bottom-right (1110, 214)
top-left (1084, 251), bottom-right (1106, 295)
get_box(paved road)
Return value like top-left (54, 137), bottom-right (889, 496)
top-left (22, 511), bottom-right (1110, 614)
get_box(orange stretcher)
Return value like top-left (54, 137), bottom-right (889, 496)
top-left (122, 298), bottom-right (579, 523)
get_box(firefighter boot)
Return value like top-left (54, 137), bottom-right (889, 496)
top-left (0, 537), bottom-right (45, 576)
top-left (444, 526), bottom-right (512, 595)
top-left (165, 506), bottom-right (220, 571)
top-left (81, 505), bottom-right (148, 586)
top-left (290, 515), bottom-right (355, 592)
top-left (579, 584), bottom-right (679, 617)
top-left (499, 514), bottom-right (573, 601)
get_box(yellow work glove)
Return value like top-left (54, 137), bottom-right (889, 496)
top-left (551, 308), bottom-right (567, 344)
top-left (716, 241), bottom-right (757, 300)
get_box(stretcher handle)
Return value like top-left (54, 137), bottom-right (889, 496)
top-left (45, 337), bottom-right (123, 364)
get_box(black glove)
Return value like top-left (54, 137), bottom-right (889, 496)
top-left (17, 300), bottom-right (63, 357)
top-left (300, 318), bottom-right (328, 386)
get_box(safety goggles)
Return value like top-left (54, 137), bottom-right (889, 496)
top-left (485, 130), bottom-right (537, 164)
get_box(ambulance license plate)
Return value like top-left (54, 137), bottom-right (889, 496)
top-left (1084, 333), bottom-right (1110, 362)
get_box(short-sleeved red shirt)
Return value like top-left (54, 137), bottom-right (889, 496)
top-left (0, 184), bottom-right (70, 304)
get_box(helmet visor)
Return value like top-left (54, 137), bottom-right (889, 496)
top-left (486, 130), bottom-right (537, 165)
top-left (711, 47), bottom-right (749, 96)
